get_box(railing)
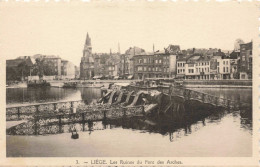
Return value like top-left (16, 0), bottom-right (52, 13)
top-left (169, 86), bottom-right (250, 110)
top-left (7, 100), bottom-right (86, 121)
top-left (7, 105), bottom-right (145, 135)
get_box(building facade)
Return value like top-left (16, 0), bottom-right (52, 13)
top-left (239, 41), bottom-right (252, 79)
top-left (133, 48), bottom-right (178, 80)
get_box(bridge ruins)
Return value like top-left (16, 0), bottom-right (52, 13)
top-left (6, 85), bottom-right (251, 136)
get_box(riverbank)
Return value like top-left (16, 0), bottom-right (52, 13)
top-left (183, 80), bottom-right (252, 88)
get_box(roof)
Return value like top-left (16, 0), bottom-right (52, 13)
top-left (240, 41), bottom-right (252, 50)
top-left (134, 52), bottom-right (154, 57)
top-left (7, 58), bottom-right (33, 67)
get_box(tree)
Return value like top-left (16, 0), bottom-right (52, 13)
top-left (17, 61), bottom-right (30, 81)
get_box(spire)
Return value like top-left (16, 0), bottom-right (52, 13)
top-left (118, 42), bottom-right (120, 54)
top-left (153, 43), bottom-right (155, 53)
top-left (85, 32), bottom-right (91, 46)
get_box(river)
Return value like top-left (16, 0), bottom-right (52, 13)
top-left (6, 87), bottom-right (252, 157)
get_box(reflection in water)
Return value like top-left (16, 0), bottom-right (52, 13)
top-left (6, 87), bottom-right (101, 107)
top-left (6, 87), bottom-right (252, 157)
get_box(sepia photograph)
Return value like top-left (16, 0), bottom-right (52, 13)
top-left (0, 1), bottom-right (258, 166)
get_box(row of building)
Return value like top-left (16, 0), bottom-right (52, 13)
top-left (80, 33), bottom-right (252, 80)
top-left (6, 55), bottom-right (79, 81)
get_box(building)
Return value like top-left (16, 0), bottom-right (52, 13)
top-left (121, 46), bottom-right (146, 77)
top-left (104, 51), bottom-right (120, 77)
top-left (230, 58), bottom-right (239, 79)
top-left (238, 41), bottom-right (252, 79)
top-left (133, 45), bottom-right (179, 80)
top-left (31, 54), bottom-right (62, 78)
top-left (176, 58), bottom-right (187, 78)
top-left (184, 55), bottom-right (211, 80)
top-left (80, 33), bottom-right (95, 79)
top-left (216, 59), bottom-right (231, 79)
top-left (6, 56), bottom-right (34, 81)
top-left (133, 52), bottom-right (156, 79)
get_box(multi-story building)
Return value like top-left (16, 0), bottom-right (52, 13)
top-left (176, 58), bottom-right (186, 78)
top-left (133, 52), bottom-right (154, 79)
top-left (133, 46), bottom-right (179, 80)
top-left (80, 33), bottom-right (95, 79)
top-left (184, 55), bottom-right (211, 80)
top-left (238, 41), bottom-right (252, 79)
top-left (216, 59), bottom-right (230, 79)
top-left (122, 47), bottom-right (146, 77)
top-left (105, 55), bottom-right (120, 77)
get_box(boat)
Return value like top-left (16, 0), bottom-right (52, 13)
top-left (63, 82), bottom-right (77, 88)
top-left (27, 80), bottom-right (50, 88)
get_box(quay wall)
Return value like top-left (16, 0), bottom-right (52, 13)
top-left (183, 80), bottom-right (252, 88)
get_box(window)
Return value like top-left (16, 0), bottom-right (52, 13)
top-left (144, 67), bottom-right (147, 71)
top-left (226, 61), bottom-right (228, 65)
top-left (226, 67), bottom-right (228, 72)
top-left (138, 59), bottom-right (142, 63)
top-left (138, 66), bottom-right (142, 71)
top-left (159, 59), bottom-right (162, 63)
top-left (223, 61), bottom-right (225, 65)
top-left (217, 67), bottom-right (219, 73)
top-left (189, 69), bottom-right (194, 73)
top-left (223, 67), bottom-right (225, 72)
top-left (196, 68), bottom-right (198, 73)
top-left (155, 60), bottom-right (158, 64)
top-left (217, 62), bottom-right (219, 66)
top-left (143, 58), bottom-right (147, 63)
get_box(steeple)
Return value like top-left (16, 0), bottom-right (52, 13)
top-left (83, 32), bottom-right (92, 57)
top-left (85, 32), bottom-right (91, 46)
top-left (118, 43), bottom-right (120, 54)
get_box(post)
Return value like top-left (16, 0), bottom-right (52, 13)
top-left (17, 107), bottom-right (20, 120)
top-left (34, 115), bottom-right (38, 135)
top-left (70, 102), bottom-right (74, 114)
top-left (58, 115), bottom-right (62, 133)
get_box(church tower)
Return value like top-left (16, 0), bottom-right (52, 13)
top-left (80, 32), bottom-right (95, 79)
top-left (83, 33), bottom-right (92, 57)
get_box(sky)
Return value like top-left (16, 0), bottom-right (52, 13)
top-left (0, 1), bottom-right (258, 66)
